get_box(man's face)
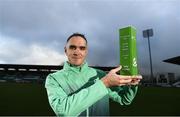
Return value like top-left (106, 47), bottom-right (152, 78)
top-left (65, 36), bottom-right (88, 66)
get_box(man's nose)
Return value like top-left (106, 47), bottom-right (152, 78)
top-left (74, 48), bottom-right (81, 53)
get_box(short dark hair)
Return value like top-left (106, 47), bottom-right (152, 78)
top-left (66, 33), bottom-right (88, 44)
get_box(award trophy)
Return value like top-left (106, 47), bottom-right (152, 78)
top-left (119, 26), bottom-right (138, 75)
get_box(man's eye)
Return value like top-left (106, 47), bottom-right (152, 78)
top-left (69, 46), bottom-right (76, 50)
top-left (80, 47), bottom-right (86, 50)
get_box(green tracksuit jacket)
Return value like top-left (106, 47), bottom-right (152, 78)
top-left (45, 61), bottom-right (138, 116)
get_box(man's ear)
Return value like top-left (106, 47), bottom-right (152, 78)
top-left (64, 47), bottom-right (67, 53)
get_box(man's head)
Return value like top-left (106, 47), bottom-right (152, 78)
top-left (65, 33), bottom-right (88, 66)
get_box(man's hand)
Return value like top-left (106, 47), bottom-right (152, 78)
top-left (101, 66), bottom-right (132, 87)
top-left (101, 66), bottom-right (142, 87)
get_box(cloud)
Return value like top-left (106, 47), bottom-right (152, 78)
top-left (0, 0), bottom-right (180, 75)
top-left (0, 35), bottom-right (66, 65)
top-left (17, 44), bottom-right (67, 65)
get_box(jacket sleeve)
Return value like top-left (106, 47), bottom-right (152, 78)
top-left (45, 74), bottom-right (108, 116)
top-left (108, 85), bottom-right (138, 105)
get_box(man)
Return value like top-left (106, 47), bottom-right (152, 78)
top-left (45, 33), bottom-right (142, 116)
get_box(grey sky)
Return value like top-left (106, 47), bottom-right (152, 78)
top-left (0, 0), bottom-right (180, 76)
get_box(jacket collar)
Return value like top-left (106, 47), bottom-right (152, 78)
top-left (63, 61), bottom-right (89, 73)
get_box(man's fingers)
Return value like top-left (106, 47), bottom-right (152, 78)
top-left (110, 65), bottom-right (122, 73)
top-left (119, 78), bottom-right (132, 84)
top-left (132, 79), bottom-right (140, 82)
top-left (119, 75), bottom-right (132, 79)
top-left (132, 75), bottom-right (143, 79)
top-left (116, 75), bottom-right (142, 81)
top-left (118, 83), bottom-right (128, 86)
top-left (117, 75), bottom-right (142, 84)
top-left (131, 82), bottom-right (139, 85)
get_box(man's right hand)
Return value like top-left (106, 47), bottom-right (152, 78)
top-left (101, 66), bottom-right (133, 87)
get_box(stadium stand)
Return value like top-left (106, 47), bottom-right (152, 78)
top-left (0, 64), bottom-right (115, 83)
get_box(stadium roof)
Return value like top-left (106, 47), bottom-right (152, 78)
top-left (163, 56), bottom-right (180, 65)
top-left (0, 64), bottom-right (115, 72)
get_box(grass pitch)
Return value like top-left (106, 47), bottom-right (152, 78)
top-left (110, 86), bottom-right (180, 116)
top-left (0, 82), bottom-right (54, 115)
top-left (0, 82), bottom-right (180, 116)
